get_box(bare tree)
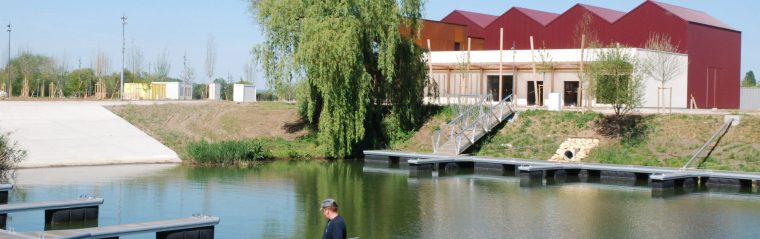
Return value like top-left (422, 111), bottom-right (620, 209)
top-left (243, 60), bottom-right (255, 85)
top-left (205, 36), bottom-right (216, 83)
top-left (128, 40), bottom-right (144, 83)
top-left (536, 44), bottom-right (555, 105)
top-left (95, 50), bottom-right (111, 79)
top-left (54, 55), bottom-right (68, 98)
top-left (18, 48), bottom-right (34, 97)
top-left (643, 33), bottom-right (681, 113)
top-left (574, 12), bottom-right (601, 110)
top-left (181, 53), bottom-right (195, 83)
top-left (94, 50), bottom-right (111, 99)
top-left (154, 48), bottom-right (171, 82)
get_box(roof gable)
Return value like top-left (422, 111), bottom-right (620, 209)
top-left (649, 1), bottom-right (735, 31)
top-left (578, 4), bottom-right (626, 23)
top-left (513, 7), bottom-right (559, 26)
top-left (450, 10), bottom-right (498, 28)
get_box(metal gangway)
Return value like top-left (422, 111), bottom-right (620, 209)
top-left (432, 94), bottom-right (515, 155)
top-left (682, 117), bottom-right (736, 169)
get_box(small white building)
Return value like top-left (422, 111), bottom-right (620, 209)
top-left (208, 83), bottom-right (222, 100)
top-left (426, 48), bottom-right (689, 108)
top-left (153, 82), bottom-right (192, 100)
top-left (233, 84), bottom-right (257, 102)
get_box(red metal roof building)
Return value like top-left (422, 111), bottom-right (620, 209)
top-left (431, 1), bottom-right (740, 109)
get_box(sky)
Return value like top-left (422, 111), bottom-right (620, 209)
top-left (0, 0), bottom-right (757, 89)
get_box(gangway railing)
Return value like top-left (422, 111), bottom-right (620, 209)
top-left (682, 118), bottom-right (734, 169)
top-left (432, 94), bottom-right (514, 155)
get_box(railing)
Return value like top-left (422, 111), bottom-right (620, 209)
top-left (682, 119), bottom-right (733, 169)
top-left (432, 94), bottom-right (514, 154)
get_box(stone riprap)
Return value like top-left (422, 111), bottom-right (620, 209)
top-left (549, 138), bottom-right (600, 162)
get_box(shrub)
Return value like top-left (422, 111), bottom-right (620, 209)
top-left (0, 133), bottom-right (26, 182)
top-left (187, 140), bottom-right (272, 163)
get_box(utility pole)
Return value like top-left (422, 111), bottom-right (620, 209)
top-left (6, 23), bottom-right (10, 99)
top-left (120, 15), bottom-right (127, 100)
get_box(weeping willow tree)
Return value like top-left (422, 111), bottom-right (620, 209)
top-left (249, 0), bottom-right (429, 157)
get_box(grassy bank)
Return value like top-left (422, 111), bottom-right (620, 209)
top-left (109, 101), bottom-right (321, 161)
top-left (460, 110), bottom-right (760, 172)
top-left (109, 101), bottom-right (443, 163)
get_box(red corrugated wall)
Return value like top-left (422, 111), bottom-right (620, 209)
top-left (482, 9), bottom-right (549, 50)
top-left (686, 24), bottom-right (741, 109)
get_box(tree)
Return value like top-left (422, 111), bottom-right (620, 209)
top-left (642, 33), bottom-right (682, 112)
top-left (128, 40), bottom-right (145, 83)
top-left (250, 0), bottom-right (429, 157)
top-left (573, 12), bottom-right (600, 109)
top-left (742, 70), bottom-right (756, 87)
top-left (181, 53), bottom-right (195, 83)
top-left (205, 36), bottom-right (216, 84)
top-left (588, 44), bottom-right (645, 116)
top-left (154, 48), bottom-right (171, 82)
top-left (535, 43), bottom-right (555, 105)
top-left (66, 68), bottom-right (95, 97)
top-left (95, 51), bottom-right (110, 82)
top-left (10, 51), bottom-right (54, 97)
top-left (243, 60), bottom-right (255, 86)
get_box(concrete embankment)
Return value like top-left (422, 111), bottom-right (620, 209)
top-left (0, 101), bottom-right (181, 168)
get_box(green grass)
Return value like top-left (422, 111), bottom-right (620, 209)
top-left (474, 110), bottom-right (600, 160)
top-left (187, 140), bottom-right (272, 164)
top-left (470, 110), bottom-right (760, 172)
top-left (255, 135), bottom-right (322, 159)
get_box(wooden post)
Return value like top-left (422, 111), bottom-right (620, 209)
top-left (668, 87), bottom-right (673, 113)
top-left (427, 39), bottom-right (435, 104)
top-left (513, 42), bottom-right (517, 105)
top-left (657, 85), bottom-right (662, 113)
top-left (447, 69), bottom-right (452, 105)
top-left (530, 36), bottom-right (539, 106)
top-left (467, 37), bottom-right (472, 96)
top-left (579, 34), bottom-right (585, 109)
top-left (499, 28), bottom-right (504, 101)
top-left (480, 68), bottom-right (485, 96)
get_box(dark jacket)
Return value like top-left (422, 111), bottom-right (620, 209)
top-left (322, 215), bottom-right (347, 239)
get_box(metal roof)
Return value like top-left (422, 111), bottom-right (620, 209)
top-left (513, 7), bottom-right (560, 26)
top-left (650, 1), bottom-right (735, 30)
top-left (450, 10), bottom-right (498, 28)
top-left (577, 4), bottom-right (626, 23)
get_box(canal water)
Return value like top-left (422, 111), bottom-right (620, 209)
top-left (7, 160), bottom-right (760, 238)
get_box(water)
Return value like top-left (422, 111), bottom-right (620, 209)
top-left (7, 161), bottom-right (760, 238)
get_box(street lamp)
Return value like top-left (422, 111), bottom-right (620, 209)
top-left (120, 15), bottom-right (127, 100)
top-left (6, 23), bottom-right (10, 99)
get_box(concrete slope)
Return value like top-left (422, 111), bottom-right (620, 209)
top-left (0, 101), bottom-right (180, 168)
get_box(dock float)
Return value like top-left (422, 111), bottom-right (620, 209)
top-left (0, 184), bottom-right (13, 204)
top-left (0, 197), bottom-right (104, 230)
top-left (0, 215), bottom-right (219, 239)
top-left (365, 150), bottom-right (760, 197)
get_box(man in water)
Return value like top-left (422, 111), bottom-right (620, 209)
top-left (321, 198), bottom-right (347, 239)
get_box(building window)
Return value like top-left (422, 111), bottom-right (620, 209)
top-left (454, 42), bottom-right (461, 51)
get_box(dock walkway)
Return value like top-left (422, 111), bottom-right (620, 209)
top-left (365, 150), bottom-right (760, 196)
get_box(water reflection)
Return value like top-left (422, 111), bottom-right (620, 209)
top-left (4, 161), bottom-right (760, 238)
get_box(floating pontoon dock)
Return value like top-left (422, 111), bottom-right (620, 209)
top-left (364, 150), bottom-right (760, 196)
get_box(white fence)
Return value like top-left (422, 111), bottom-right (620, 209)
top-left (740, 88), bottom-right (760, 109)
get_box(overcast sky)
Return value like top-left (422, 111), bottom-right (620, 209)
top-left (0, 0), bottom-right (756, 89)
